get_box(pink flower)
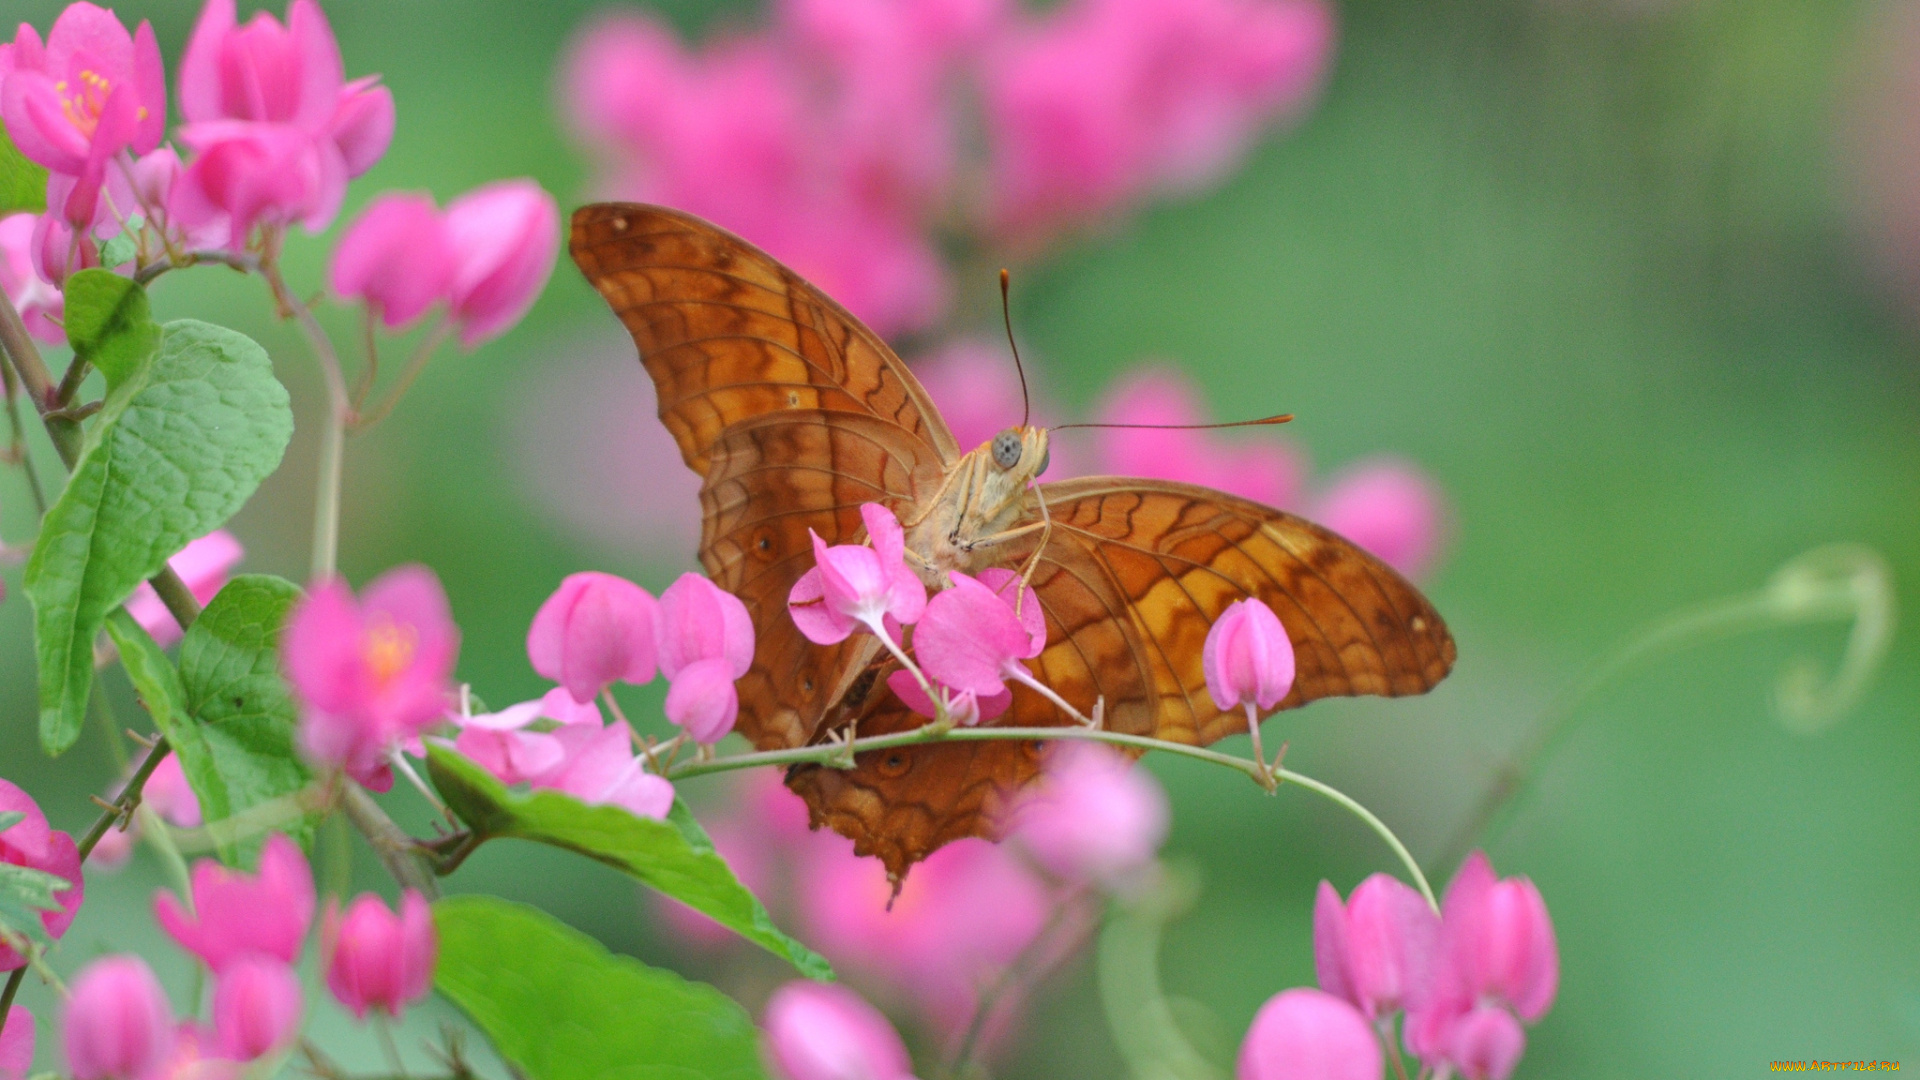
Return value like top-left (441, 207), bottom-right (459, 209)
top-left (982, 0), bottom-right (1333, 241)
top-left (0, 779), bottom-right (83, 970)
top-left (153, 833), bottom-right (315, 972)
top-left (1235, 987), bottom-right (1380, 1080)
top-left (173, 119), bottom-right (347, 247)
top-left (1013, 742), bottom-right (1167, 885)
top-left (1313, 874), bottom-right (1438, 1021)
top-left (1093, 368), bottom-right (1303, 508)
top-left (282, 565), bottom-right (460, 791)
top-left (797, 836), bottom-right (1048, 1034)
top-left (328, 192), bottom-right (457, 328)
top-left (177, 0), bottom-right (390, 176)
top-left (152, 1022), bottom-right (240, 1080)
top-left (1312, 458), bottom-right (1446, 581)
top-left (763, 981), bottom-right (919, 1080)
top-left (211, 955), bottom-right (302, 1061)
top-left (885, 669), bottom-right (1010, 726)
top-left (124, 530), bottom-right (244, 647)
top-left (1203, 597), bottom-right (1294, 712)
top-left (656, 572), bottom-right (755, 744)
top-left (913, 569), bottom-right (1046, 699)
top-left (62, 955), bottom-right (174, 1080)
top-left (788, 503), bottom-right (927, 646)
top-left (142, 753), bottom-right (202, 829)
top-left (527, 571), bottom-right (658, 704)
top-left (321, 889), bottom-right (435, 1021)
top-left (0, 5), bottom-right (166, 226)
top-left (451, 699), bottom-right (566, 786)
top-left (532, 720), bottom-right (674, 820)
top-left (1404, 853), bottom-right (1557, 1078)
top-left (0, 1006), bottom-right (29, 1080)
top-left (443, 179), bottom-right (559, 347)
top-left (0, 213), bottom-right (63, 344)
top-left (27, 204), bottom-right (98, 287)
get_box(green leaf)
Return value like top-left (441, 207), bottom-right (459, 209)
top-left (26, 320), bottom-right (293, 755)
top-left (98, 231), bottom-right (137, 269)
top-left (0, 861), bottom-right (71, 949)
top-left (174, 574), bottom-right (312, 865)
top-left (61, 269), bottom-right (161, 389)
top-left (0, 813), bottom-right (22, 833)
top-left (426, 745), bottom-right (831, 980)
top-left (0, 121), bottom-right (48, 216)
top-left (433, 896), bottom-right (769, 1080)
top-left (104, 609), bottom-right (190, 733)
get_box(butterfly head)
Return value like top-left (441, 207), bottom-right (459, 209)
top-left (988, 426), bottom-right (1050, 481)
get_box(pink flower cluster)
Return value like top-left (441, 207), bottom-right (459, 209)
top-left (1237, 853), bottom-right (1559, 1080)
top-left (0, 779), bottom-right (84, 971)
top-left (329, 180), bottom-right (559, 347)
top-left (667, 743), bottom-right (1167, 1063)
top-left (59, 834), bottom-right (432, 1078)
top-left (563, 0), bottom-right (1333, 335)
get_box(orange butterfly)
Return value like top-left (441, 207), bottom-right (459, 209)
top-left (570, 203), bottom-right (1456, 880)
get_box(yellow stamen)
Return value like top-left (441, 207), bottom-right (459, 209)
top-left (363, 619), bottom-right (419, 687)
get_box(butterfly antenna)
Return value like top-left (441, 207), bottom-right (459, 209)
top-left (1052, 414), bottom-right (1294, 432)
top-left (1001, 268), bottom-right (1032, 428)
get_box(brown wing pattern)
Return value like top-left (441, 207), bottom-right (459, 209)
top-left (570, 204), bottom-right (958, 748)
top-left (789, 478), bottom-right (1456, 878)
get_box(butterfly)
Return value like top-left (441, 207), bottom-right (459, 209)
top-left (570, 203), bottom-right (1457, 881)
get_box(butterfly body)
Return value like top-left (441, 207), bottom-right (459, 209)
top-left (569, 202), bottom-right (1457, 879)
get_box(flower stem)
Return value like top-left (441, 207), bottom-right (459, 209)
top-left (0, 355), bottom-right (47, 515)
top-left (77, 737), bottom-right (173, 861)
top-left (263, 261), bottom-right (351, 582)
top-left (350, 320), bottom-right (450, 432)
top-left (0, 969), bottom-right (22, 1022)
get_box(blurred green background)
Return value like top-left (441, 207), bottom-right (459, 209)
top-left (5, 0), bottom-right (1920, 1076)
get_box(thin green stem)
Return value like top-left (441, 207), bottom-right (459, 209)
top-left (0, 969), bottom-right (22, 1019)
top-left (263, 261), bottom-right (351, 581)
top-left (77, 737), bottom-right (172, 861)
top-left (340, 783), bottom-right (439, 899)
top-left (1279, 768), bottom-right (1436, 912)
top-left (136, 805), bottom-right (193, 901)
top-left (132, 248), bottom-right (260, 286)
top-left (0, 355), bottom-right (47, 514)
top-left (350, 320), bottom-right (450, 432)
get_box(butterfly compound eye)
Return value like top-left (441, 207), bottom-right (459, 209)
top-left (992, 430), bottom-right (1023, 469)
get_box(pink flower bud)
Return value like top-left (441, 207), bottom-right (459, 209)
top-left (0, 779), bottom-right (84, 970)
top-left (282, 566), bottom-right (460, 791)
top-left (329, 76), bottom-right (394, 177)
top-left (1313, 875), bottom-right (1438, 1020)
top-left (1, 1006), bottom-right (33, 1080)
top-left (328, 192), bottom-right (457, 328)
top-left (788, 503), bottom-right (927, 645)
top-left (1235, 987), bottom-right (1379, 1080)
top-left (1014, 742), bottom-right (1167, 886)
top-left (532, 720), bottom-right (674, 820)
top-left (527, 571), bottom-right (659, 705)
top-left (0, 213), bottom-right (63, 344)
top-left (1202, 597), bottom-right (1294, 712)
top-left (913, 569), bottom-right (1046, 698)
top-left (1312, 458), bottom-right (1446, 581)
top-left (124, 530), bottom-right (244, 647)
top-left (443, 179), bottom-right (559, 347)
top-left (321, 890), bottom-right (435, 1020)
top-left (1444, 1006), bottom-right (1525, 1080)
top-left (656, 573), bottom-right (755, 743)
top-left (62, 955), bottom-right (174, 1080)
top-left (154, 833), bottom-right (315, 972)
top-left (763, 981), bottom-right (918, 1080)
top-left (142, 755), bottom-right (203, 829)
top-left (212, 955), bottom-right (303, 1061)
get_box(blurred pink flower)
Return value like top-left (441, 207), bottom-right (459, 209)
top-left (763, 980), bottom-right (919, 1080)
top-left (0, 4), bottom-right (166, 226)
top-left (125, 530), bottom-right (244, 647)
top-left (1404, 852), bottom-right (1557, 1078)
top-left (154, 833), bottom-right (315, 972)
top-left (211, 955), bottom-right (302, 1061)
top-left (532, 719), bottom-right (674, 820)
top-left (282, 565), bottom-right (459, 791)
top-left (153, 1022), bottom-right (241, 1080)
top-left (0, 778), bottom-right (83, 970)
top-left (0, 1006), bottom-right (30, 1080)
top-left (1013, 742), bottom-right (1167, 886)
top-left (1235, 987), bottom-right (1379, 1080)
top-left (1313, 874), bottom-right (1438, 1021)
top-left (656, 572), bottom-right (756, 744)
top-left (1313, 457), bottom-right (1446, 581)
top-left (328, 192), bottom-right (457, 328)
top-left (444, 178), bottom-right (559, 347)
top-left (173, 119), bottom-right (347, 247)
top-left (321, 890), bottom-right (434, 1021)
top-left (0, 213), bottom-right (63, 344)
top-left (914, 569), bottom-right (1046, 699)
top-left (28, 204), bottom-right (100, 287)
top-left (527, 571), bottom-right (658, 705)
top-left (451, 698), bottom-right (567, 786)
top-left (797, 836), bottom-right (1049, 1033)
top-left (62, 955), bottom-right (175, 1080)
top-left (788, 503), bottom-right (926, 646)
top-left (1202, 597), bottom-right (1294, 713)
top-left (1093, 368), bottom-right (1304, 508)
top-left (983, 0), bottom-right (1333, 242)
